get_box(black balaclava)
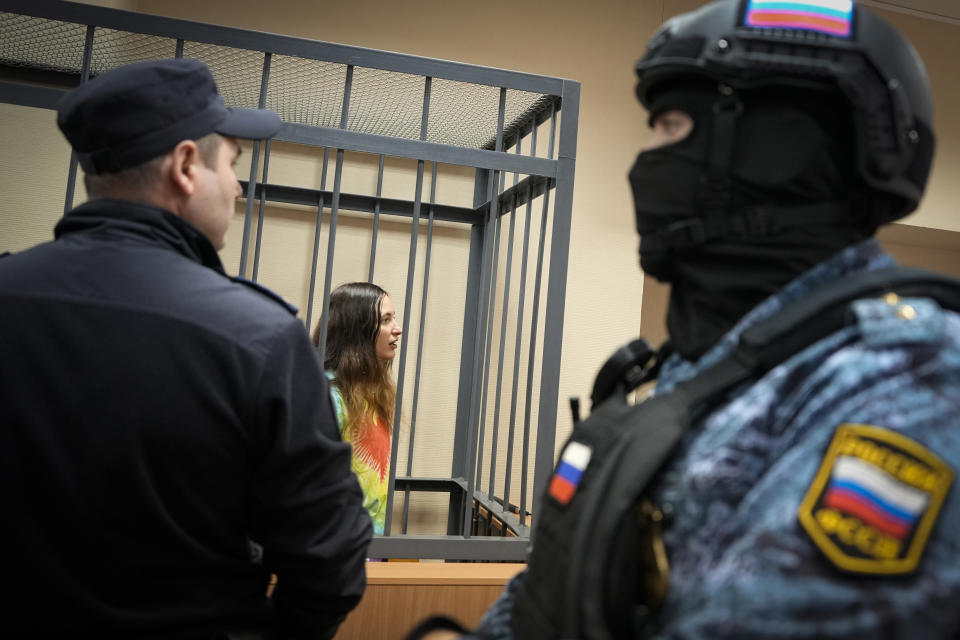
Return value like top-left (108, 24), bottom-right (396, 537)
top-left (629, 81), bottom-right (872, 361)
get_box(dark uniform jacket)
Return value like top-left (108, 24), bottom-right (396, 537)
top-left (0, 199), bottom-right (371, 638)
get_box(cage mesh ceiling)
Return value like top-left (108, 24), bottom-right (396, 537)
top-left (0, 13), bottom-right (88, 74)
top-left (0, 12), bottom-right (556, 150)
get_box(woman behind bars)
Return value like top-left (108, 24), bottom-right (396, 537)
top-left (314, 282), bottom-right (402, 536)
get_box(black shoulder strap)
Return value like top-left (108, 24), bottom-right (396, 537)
top-left (513, 266), bottom-right (960, 640)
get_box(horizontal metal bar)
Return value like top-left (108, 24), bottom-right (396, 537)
top-left (367, 535), bottom-right (528, 561)
top-left (238, 181), bottom-right (478, 225)
top-left (3, 0), bottom-right (567, 95)
top-left (0, 78), bottom-right (64, 109)
top-left (276, 123), bottom-right (558, 177)
top-left (486, 95), bottom-right (560, 152)
top-left (393, 477), bottom-right (466, 493)
top-left (473, 491), bottom-right (530, 538)
top-left (501, 102), bottom-right (561, 151)
top-left (0, 64), bottom-right (77, 90)
top-left (481, 174), bottom-right (553, 219)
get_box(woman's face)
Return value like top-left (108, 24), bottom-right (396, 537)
top-left (374, 295), bottom-right (402, 363)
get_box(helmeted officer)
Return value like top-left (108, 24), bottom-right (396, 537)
top-left (414, 0), bottom-right (960, 638)
top-left (0, 58), bottom-right (371, 638)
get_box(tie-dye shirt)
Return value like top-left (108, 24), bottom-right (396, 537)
top-left (327, 373), bottom-right (391, 535)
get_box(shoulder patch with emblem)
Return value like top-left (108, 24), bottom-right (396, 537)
top-left (798, 423), bottom-right (953, 575)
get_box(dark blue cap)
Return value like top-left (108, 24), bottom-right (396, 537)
top-left (56, 58), bottom-right (281, 175)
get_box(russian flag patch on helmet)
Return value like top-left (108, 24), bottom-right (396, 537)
top-left (548, 441), bottom-right (593, 506)
top-left (744, 0), bottom-right (854, 38)
top-left (798, 424), bottom-right (953, 575)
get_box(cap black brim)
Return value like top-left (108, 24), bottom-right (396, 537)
top-left (215, 107), bottom-right (281, 140)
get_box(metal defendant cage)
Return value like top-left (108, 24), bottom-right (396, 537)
top-left (0, 0), bottom-right (579, 561)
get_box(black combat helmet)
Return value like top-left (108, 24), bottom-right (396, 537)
top-left (635, 0), bottom-right (935, 223)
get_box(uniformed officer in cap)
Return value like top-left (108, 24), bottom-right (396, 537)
top-left (409, 0), bottom-right (960, 638)
top-left (0, 58), bottom-right (371, 638)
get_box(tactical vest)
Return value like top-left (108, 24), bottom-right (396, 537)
top-left (511, 267), bottom-right (960, 640)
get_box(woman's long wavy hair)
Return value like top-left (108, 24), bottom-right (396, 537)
top-left (313, 282), bottom-right (396, 431)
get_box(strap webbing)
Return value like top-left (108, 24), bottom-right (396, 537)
top-left (642, 201), bottom-right (848, 253)
top-left (699, 89), bottom-right (743, 216)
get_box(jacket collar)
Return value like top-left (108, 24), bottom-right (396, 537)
top-left (54, 198), bottom-right (226, 273)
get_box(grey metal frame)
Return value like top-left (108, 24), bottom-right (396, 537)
top-left (0, 0), bottom-right (579, 561)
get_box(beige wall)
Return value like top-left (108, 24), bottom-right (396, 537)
top-left (3, 0), bottom-right (960, 529)
top-left (0, 105), bottom-right (74, 253)
top-left (888, 12), bottom-right (960, 234)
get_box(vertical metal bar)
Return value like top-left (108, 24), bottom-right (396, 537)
top-left (368, 154), bottom-right (385, 282)
top-left (175, 38), bottom-right (184, 58)
top-left (531, 85), bottom-right (578, 518)
top-left (449, 168), bottom-right (488, 535)
top-left (464, 172), bottom-right (498, 535)
top-left (251, 138), bottom-right (272, 282)
top-left (504, 123), bottom-right (536, 527)
top-left (304, 148), bottom-right (330, 331)
top-left (238, 52), bottom-right (272, 277)
top-left (318, 153), bottom-right (345, 347)
top-left (401, 161), bottom-right (438, 534)
top-left (474, 169), bottom-right (505, 491)
top-left (528, 123), bottom-right (534, 151)
top-left (493, 137), bottom-right (521, 510)
top-left (316, 65), bottom-right (354, 357)
top-left (63, 25), bottom-right (95, 214)
top-left (384, 75), bottom-right (432, 537)
top-left (461, 87), bottom-right (507, 537)
top-left (521, 102), bottom-right (557, 521)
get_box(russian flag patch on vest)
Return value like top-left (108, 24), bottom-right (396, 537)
top-left (548, 440), bottom-right (593, 506)
top-left (798, 424), bottom-right (953, 575)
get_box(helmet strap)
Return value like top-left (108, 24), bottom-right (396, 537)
top-left (642, 201), bottom-right (852, 253)
top-left (698, 86), bottom-right (743, 215)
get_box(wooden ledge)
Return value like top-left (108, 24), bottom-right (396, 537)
top-left (365, 562), bottom-right (525, 586)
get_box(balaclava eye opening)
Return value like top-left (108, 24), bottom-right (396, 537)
top-left (630, 81), bottom-right (872, 361)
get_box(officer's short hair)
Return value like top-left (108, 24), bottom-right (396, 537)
top-left (83, 132), bottom-right (223, 200)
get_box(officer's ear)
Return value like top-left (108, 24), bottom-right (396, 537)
top-left (166, 139), bottom-right (202, 198)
